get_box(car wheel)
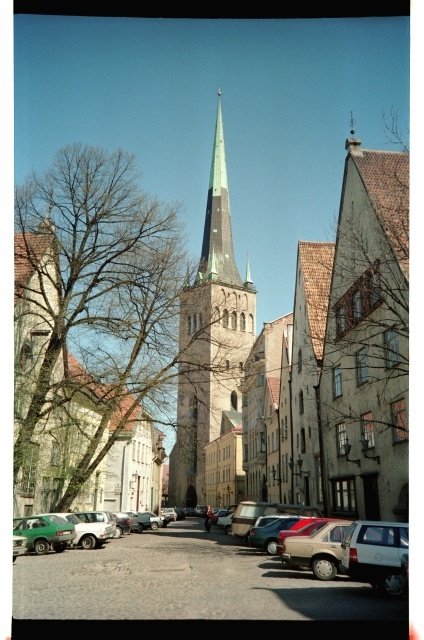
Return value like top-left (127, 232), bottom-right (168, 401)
top-left (113, 527), bottom-right (122, 539)
top-left (53, 544), bottom-right (66, 553)
top-left (266, 539), bottom-right (278, 556)
top-left (151, 522), bottom-right (159, 531)
top-left (224, 524), bottom-right (231, 535)
top-left (34, 539), bottom-right (49, 555)
top-left (312, 557), bottom-right (337, 580)
top-left (137, 524), bottom-right (144, 533)
top-left (380, 573), bottom-right (406, 598)
top-left (80, 535), bottom-right (96, 550)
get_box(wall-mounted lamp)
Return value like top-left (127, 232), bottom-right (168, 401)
top-left (343, 438), bottom-right (361, 467)
top-left (271, 465), bottom-right (281, 482)
top-left (226, 484), bottom-right (231, 495)
top-left (288, 454), bottom-right (309, 477)
top-left (360, 433), bottom-right (381, 464)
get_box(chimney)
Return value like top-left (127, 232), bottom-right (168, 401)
top-left (345, 138), bottom-right (362, 155)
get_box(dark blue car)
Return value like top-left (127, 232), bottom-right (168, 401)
top-left (247, 516), bottom-right (303, 555)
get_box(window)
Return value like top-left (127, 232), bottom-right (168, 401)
top-left (231, 311), bottom-right (237, 329)
top-left (299, 390), bottom-right (304, 414)
top-left (361, 412), bottom-right (375, 447)
top-left (187, 316), bottom-right (191, 335)
top-left (240, 313), bottom-right (246, 331)
top-left (222, 309), bottom-right (229, 328)
top-left (19, 340), bottom-right (33, 372)
top-left (336, 306), bottom-right (346, 336)
top-left (370, 271), bottom-right (381, 306)
top-left (242, 393), bottom-right (248, 407)
top-left (353, 290), bottom-right (362, 320)
top-left (298, 348), bottom-right (302, 373)
top-left (20, 442), bottom-right (39, 494)
top-left (391, 399), bottom-right (408, 442)
top-left (333, 366), bottom-right (342, 398)
top-left (384, 329), bottom-right (400, 368)
top-left (239, 362), bottom-right (244, 372)
top-left (192, 314), bottom-right (197, 332)
top-left (231, 391), bottom-right (238, 411)
top-left (258, 373), bottom-right (265, 386)
top-left (336, 422), bottom-right (347, 456)
top-left (226, 360), bottom-right (230, 370)
top-left (258, 399), bottom-right (264, 418)
top-left (300, 428), bottom-right (306, 454)
top-left (332, 478), bottom-right (356, 513)
top-left (356, 348), bottom-right (368, 385)
top-left (50, 442), bottom-right (60, 466)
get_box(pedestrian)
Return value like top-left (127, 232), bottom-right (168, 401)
top-left (204, 505), bottom-right (214, 532)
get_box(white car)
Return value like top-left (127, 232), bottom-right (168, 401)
top-left (46, 512), bottom-right (114, 550)
top-left (340, 520), bottom-right (409, 597)
top-left (13, 534), bottom-right (28, 562)
top-left (217, 512), bottom-right (234, 534)
top-left (161, 508), bottom-right (177, 522)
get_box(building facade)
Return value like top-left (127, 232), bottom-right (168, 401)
top-left (204, 424), bottom-right (244, 508)
top-left (319, 139), bottom-right (409, 522)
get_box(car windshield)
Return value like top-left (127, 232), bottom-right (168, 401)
top-left (66, 514), bottom-right (82, 524)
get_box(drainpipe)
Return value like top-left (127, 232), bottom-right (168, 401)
top-left (314, 371), bottom-right (328, 516)
top-left (288, 377), bottom-right (294, 503)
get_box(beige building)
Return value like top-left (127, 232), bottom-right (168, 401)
top-left (290, 241), bottom-right (335, 511)
top-left (240, 313), bottom-right (292, 501)
top-left (204, 422), bottom-right (244, 508)
top-left (168, 91), bottom-right (256, 508)
top-left (319, 139), bottom-right (409, 521)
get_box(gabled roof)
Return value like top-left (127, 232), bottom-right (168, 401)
top-left (352, 149), bottom-right (409, 280)
top-left (298, 241), bottom-right (335, 361)
top-left (14, 232), bottom-right (53, 304)
top-left (267, 376), bottom-right (281, 406)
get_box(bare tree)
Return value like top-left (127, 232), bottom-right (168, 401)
top-left (14, 143), bottom-right (241, 509)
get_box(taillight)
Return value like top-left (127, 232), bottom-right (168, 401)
top-left (349, 548), bottom-right (358, 563)
top-left (249, 529), bottom-right (255, 536)
top-left (126, 519), bottom-right (130, 525)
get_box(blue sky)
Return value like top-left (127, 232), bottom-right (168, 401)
top-left (13, 14), bottom-right (410, 330)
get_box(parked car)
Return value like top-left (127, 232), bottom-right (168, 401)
top-left (276, 518), bottom-right (342, 561)
top-left (175, 507), bottom-right (186, 521)
top-left (231, 501), bottom-right (324, 540)
top-left (340, 520), bottom-right (409, 597)
top-left (13, 514), bottom-right (76, 555)
top-left (183, 507), bottom-right (196, 518)
top-left (217, 511), bottom-right (234, 534)
top-left (13, 534), bottom-right (28, 562)
top-left (281, 519), bottom-right (353, 580)
top-left (46, 512), bottom-right (114, 549)
top-left (124, 511), bottom-right (140, 532)
top-left (211, 509), bottom-right (229, 525)
top-left (254, 514), bottom-right (299, 528)
top-left (112, 512), bottom-right (132, 538)
top-left (161, 508), bottom-right (178, 522)
top-left (248, 517), bottom-right (309, 555)
top-left (72, 511), bottom-right (117, 539)
top-left (137, 511), bottom-right (165, 532)
top-left (195, 505), bottom-right (207, 517)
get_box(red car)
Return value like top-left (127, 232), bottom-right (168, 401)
top-left (276, 518), bottom-right (341, 562)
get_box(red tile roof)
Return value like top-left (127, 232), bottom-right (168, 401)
top-left (352, 150), bottom-right (409, 280)
top-left (267, 376), bottom-right (281, 405)
top-left (14, 232), bottom-right (53, 304)
top-left (298, 241), bottom-right (336, 361)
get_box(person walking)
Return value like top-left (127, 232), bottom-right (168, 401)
top-left (204, 505), bottom-right (214, 532)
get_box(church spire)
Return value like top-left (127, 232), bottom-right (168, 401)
top-left (197, 88), bottom-right (244, 287)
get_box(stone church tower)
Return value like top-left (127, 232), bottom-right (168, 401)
top-left (168, 89), bottom-right (257, 508)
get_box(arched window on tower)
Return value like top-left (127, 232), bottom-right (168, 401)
top-left (248, 314), bottom-right (254, 333)
top-left (240, 312), bottom-right (246, 331)
top-left (19, 340), bottom-right (33, 372)
top-left (192, 313), bottom-right (197, 332)
top-left (187, 316), bottom-right (191, 335)
top-left (222, 309), bottom-right (229, 328)
top-left (231, 391), bottom-right (238, 411)
top-left (231, 311), bottom-right (237, 330)
top-left (214, 307), bottom-right (220, 325)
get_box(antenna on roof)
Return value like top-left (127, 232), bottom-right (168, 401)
top-left (350, 111), bottom-right (356, 136)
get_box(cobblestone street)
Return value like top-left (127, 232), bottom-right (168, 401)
top-left (11, 517), bottom-right (409, 635)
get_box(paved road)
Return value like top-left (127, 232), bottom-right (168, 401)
top-left (12, 517), bottom-right (409, 633)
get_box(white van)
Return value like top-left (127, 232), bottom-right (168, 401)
top-left (231, 501), bottom-right (323, 540)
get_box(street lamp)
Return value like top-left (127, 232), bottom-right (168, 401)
top-left (343, 438), bottom-right (361, 467)
top-left (360, 433), bottom-right (381, 464)
top-left (226, 484), bottom-right (231, 506)
top-left (288, 454), bottom-right (309, 477)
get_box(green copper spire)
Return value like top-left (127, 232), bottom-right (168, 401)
top-left (197, 88), bottom-right (244, 288)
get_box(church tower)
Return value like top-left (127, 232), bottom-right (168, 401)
top-left (169, 89), bottom-right (257, 508)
